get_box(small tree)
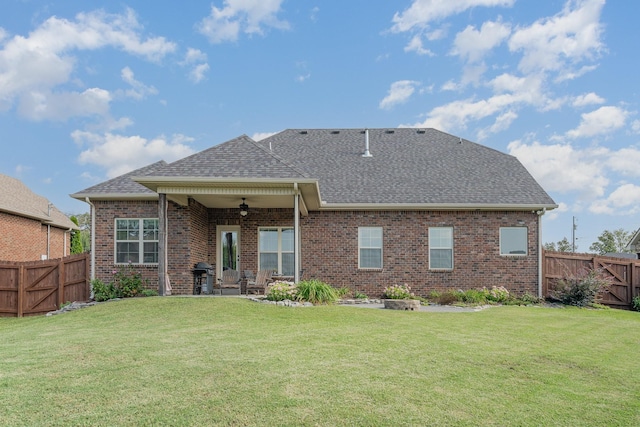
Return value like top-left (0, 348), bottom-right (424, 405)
top-left (544, 237), bottom-right (574, 252)
top-left (589, 228), bottom-right (633, 255)
top-left (69, 216), bottom-right (83, 254)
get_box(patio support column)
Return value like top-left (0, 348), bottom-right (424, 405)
top-left (294, 183), bottom-right (300, 284)
top-left (158, 193), bottom-right (167, 296)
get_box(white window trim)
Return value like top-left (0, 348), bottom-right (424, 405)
top-left (500, 227), bottom-right (528, 256)
top-left (258, 227), bottom-right (294, 275)
top-left (429, 226), bottom-right (454, 270)
top-left (358, 226), bottom-right (383, 270)
top-left (114, 218), bottom-right (159, 265)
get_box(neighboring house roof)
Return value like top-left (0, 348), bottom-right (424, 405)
top-left (0, 174), bottom-right (77, 229)
top-left (626, 228), bottom-right (640, 251)
top-left (71, 128), bottom-right (557, 211)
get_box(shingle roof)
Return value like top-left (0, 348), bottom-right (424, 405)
top-left (72, 128), bottom-right (556, 208)
top-left (260, 128), bottom-right (556, 206)
top-left (0, 174), bottom-right (77, 229)
top-left (71, 161), bottom-right (168, 196)
top-left (149, 135), bottom-right (308, 179)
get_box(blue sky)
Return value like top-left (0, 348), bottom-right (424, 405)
top-left (1, 0), bottom-right (638, 249)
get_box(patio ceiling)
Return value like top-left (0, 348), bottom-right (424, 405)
top-left (132, 177), bottom-right (322, 215)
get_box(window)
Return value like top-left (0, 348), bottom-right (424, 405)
top-left (259, 228), bottom-right (294, 275)
top-left (500, 227), bottom-right (528, 255)
top-left (429, 227), bottom-right (453, 270)
top-left (115, 219), bottom-right (159, 264)
top-left (359, 227), bottom-right (383, 269)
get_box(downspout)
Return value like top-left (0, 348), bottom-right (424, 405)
top-left (85, 197), bottom-right (96, 281)
top-left (536, 208), bottom-right (547, 299)
top-left (64, 228), bottom-right (72, 256)
top-left (47, 203), bottom-right (51, 259)
top-left (294, 183), bottom-right (300, 284)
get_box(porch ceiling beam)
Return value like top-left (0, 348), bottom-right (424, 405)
top-left (157, 186), bottom-right (296, 196)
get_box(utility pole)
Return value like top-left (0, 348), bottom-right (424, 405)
top-left (572, 216), bottom-right (577, 252)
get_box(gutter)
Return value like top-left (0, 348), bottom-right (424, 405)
top-left (85, 197), bottom-right (96, 281)
top-left (536, 208), bottom-right (547, 299)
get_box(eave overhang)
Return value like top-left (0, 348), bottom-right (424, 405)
top-left (319, 202), bottom-right (559, 212)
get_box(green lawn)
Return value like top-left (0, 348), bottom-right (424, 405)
top-left (1, 297), bottom-right (639, 426)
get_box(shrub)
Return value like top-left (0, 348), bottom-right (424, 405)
top-left (266, 281), bottom-right (297, 302)
top-left (486, 286), bottom-right (510, 303)
top-left (354, 291), bottom-right (368, 299)
top-left (383, 284), bottom-right (414, 300)
top-left (112, 263), bottom-right (146, 298)
top-left (295, 279), bottom-right (339, 304)
top-left (549, 267), bottom-right (612, 307)
top-left (92, 279), bottom-right (117, 302)
top-left (460, 289), bottom-right (489, 304)
top-left (632, 295), bottom-right (640, 312)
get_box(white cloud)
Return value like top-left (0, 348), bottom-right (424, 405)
top-left (252, 132), bottom-right (277, 141)
top-left (404, 35), bottom-right (434, 56)
top-left (73, 131), bottom-right (195, 178)
top-left (566, 105), bottom-right (628, 139)
top-left (572, 92), bottom-right (604, 107)
top-left (589, 184), bottom-right (640, 215)
top-left (507, 139), bottom-right (609, 198)
top-left (197, 0), bottom-right (289, 44)
top-left (181, 48), bottom-right (210, 83)
top-left (189, 63), bottom-right (210, 83)
top-left (451, 20), bottom-right (511, 63)
top-left (120, 67), bottom-right (158, 99)
top-left (379, 80), bottom-right (420, 110)
top-left (390, 0), bottom-right (515, 33)
top-left (0, 8), bottom-right (175, 119)
top-left (508, 0), bottom-right (605, 75)
top-left (607, 147), bottom-right (640, 177)
top-left (477, 110), bottom-right (517, 140)
top-left (632, 120), bottom-right (640, 134)
top-left (18, 88), bottom-right (112, 121)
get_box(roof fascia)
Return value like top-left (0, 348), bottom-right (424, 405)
top-left (319, 202), bottom-right (559, 211)
top-left (70, 193), bottom-right (159, 202)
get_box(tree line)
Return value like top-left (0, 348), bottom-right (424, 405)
top-left (545, 228), bottom-right (638, 255)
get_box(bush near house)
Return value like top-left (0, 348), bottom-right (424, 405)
top-left (92, 263), bottom-right (155, 301)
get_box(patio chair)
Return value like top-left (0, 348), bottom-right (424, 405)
top-left (245, 269), bottom-right (273, 295)
top-left (218, 269), bottom-right (241, 295)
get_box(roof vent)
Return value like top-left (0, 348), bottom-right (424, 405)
top-left (299, 130), bottom-right (308, 134)
top-left (417, 129), bottom-right (426, 134)
top-left (331, 130), bottom-right (340, 134)
top-left (385, 129), bottom-right (395, 134)
top-left (362, 128), bottom-right (372, 158)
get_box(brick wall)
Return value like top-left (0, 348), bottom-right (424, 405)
top-left (92, 199), bottom-right (541, 297)
top-left (299, 210), bottom-right (540, 297)
top-left (0, 211), bottom-right (71, 262)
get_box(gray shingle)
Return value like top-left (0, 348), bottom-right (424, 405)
top-left (259, 128), bottom-right (556, 205)
top-left (72, 128), bottom-right (556, 207)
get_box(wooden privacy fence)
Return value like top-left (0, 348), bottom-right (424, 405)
top-left (0, 253), bottom-right (90, 317)
top-left (543, 250), bottom-right (640, 309)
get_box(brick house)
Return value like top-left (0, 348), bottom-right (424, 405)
top-left (0, 174), bottom-right (77, 262)
top-left (71, 128), bottom-right (557, 297)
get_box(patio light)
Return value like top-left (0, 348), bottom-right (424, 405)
top-left (239, 198), bottom-right (249, 216)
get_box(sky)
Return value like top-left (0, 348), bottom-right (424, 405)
top-left (1, 0), bottom-right (639, 250)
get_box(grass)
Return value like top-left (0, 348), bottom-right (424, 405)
top-left (1, 297), bottom-right (639, 426)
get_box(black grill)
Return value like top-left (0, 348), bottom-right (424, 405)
top-left (192, 262), bottom-right (214, 294)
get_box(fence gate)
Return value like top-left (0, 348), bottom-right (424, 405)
top-left (543, 250), bottom-right (640, 309)
top-left (0, 253), bottom-right (89, 317)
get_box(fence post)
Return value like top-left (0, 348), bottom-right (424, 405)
top-left (57, 258), bottom-right (65, 308)
top-left (17, 265), bottom-right (24, 318)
